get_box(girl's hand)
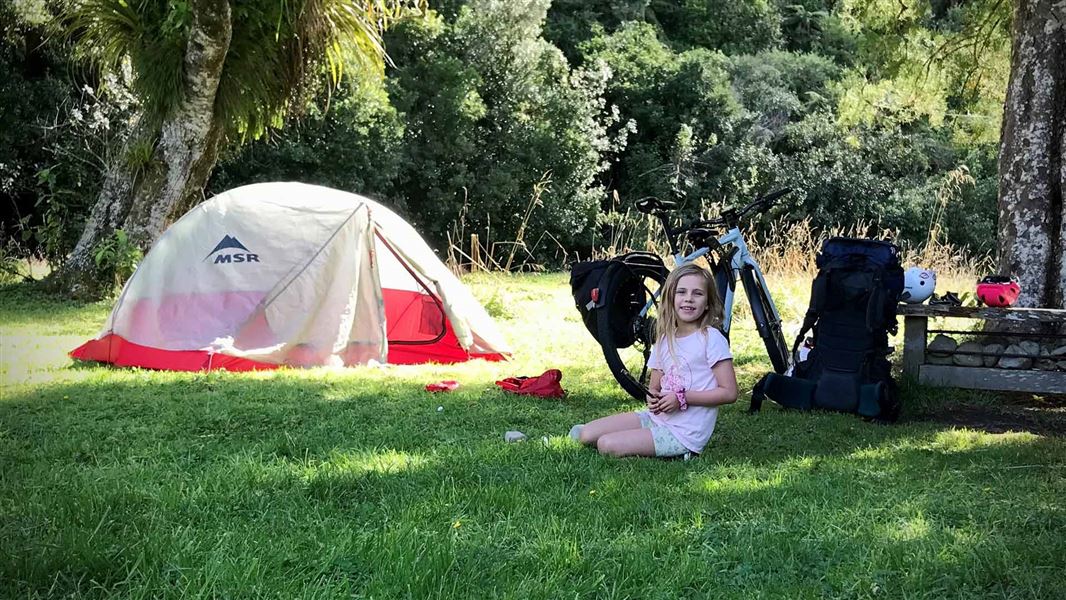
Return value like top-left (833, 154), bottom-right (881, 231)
top-left (651, 392), bottom-right (679, 414)
top-left (646, 391), bottom-right (662, 413)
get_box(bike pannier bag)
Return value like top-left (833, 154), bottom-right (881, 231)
top-left (570, 252), bottom-right (667, 347)
top-left (570, 259), bottom-right (611, 339)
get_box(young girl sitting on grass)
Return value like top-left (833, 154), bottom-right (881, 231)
top-left (576, 263), bottom-right (738, 458)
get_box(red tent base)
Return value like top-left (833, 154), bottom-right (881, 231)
top-left (70, 334), bottom-right (506, 372)
top-left (70, 335), bottom-right (278, 372)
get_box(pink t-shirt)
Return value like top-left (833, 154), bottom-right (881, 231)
top-left (646, 326), bottom-right (733, 453)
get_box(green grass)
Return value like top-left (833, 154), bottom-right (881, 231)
top-left (1, 274), bottom-right (1064, 599)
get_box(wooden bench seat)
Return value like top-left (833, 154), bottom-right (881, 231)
top-left (897, 304), bottom-right (1066, 394)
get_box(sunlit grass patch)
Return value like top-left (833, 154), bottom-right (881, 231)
top-left (925, 428), bottom-right (1042, 454)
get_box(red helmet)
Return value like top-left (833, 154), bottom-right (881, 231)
top-left (976, 275), bottom-right (1020, 307)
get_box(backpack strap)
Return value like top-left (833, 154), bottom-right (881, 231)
top-left (750, 373), bottom-right (818, 412)
top-left (750, 374), bottom-right (769, 413)
top-left (862, 267), bottom-right (900, 335)
top-left (865, 269), bottom-right (884, 332)
top-left (793, 271), bottom-right (827, 353)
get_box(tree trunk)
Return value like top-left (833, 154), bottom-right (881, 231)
top-left (51, 0), bottom-right (233, 299)
top-left (996, 0), bottom-right (1066, 310)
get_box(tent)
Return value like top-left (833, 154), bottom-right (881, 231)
top-left (71, 182), bottom-right (510, 371)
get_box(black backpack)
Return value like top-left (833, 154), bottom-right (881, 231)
top-left (570, 252), bottom-right (667, 347)
top-left (750, 237), bottom-right (904, 421)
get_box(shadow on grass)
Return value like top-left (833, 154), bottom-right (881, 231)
top-left (897, 377), bottom-right (1066, 437)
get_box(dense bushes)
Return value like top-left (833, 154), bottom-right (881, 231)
top-left (385, 1), bottom-right (615, 254)
top-left (217, 0), bottom-right (617, 261)
top-left (3, 0), bottom-right (1005, 270)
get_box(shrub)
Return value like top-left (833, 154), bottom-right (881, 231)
top-left (2, 5), bottom-right (139, 268)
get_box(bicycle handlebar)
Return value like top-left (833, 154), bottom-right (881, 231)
top-left (692, 188), bottom-right (792, 229)
top-left (630, 188), bottom-right (792, 255)
top-left (730, 187), bottom-right (791, 222)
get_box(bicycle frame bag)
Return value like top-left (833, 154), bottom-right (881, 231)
top-left (569, 252), bottom-right (667, 347)
top-left (750, 237), bottom-right (904, 421)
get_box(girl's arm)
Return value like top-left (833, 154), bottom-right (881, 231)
top-left (647, 369), bottom-right (663, 395)
top-left (646, 369), bottom-right (664, 409)
top-left (651, 360), bottom-right (738, 413)
top-left (682, 359), bottom-right (738, 407)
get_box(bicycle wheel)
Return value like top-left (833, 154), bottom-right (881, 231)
top-left (596, 260), bottom-right (667, 400)
top-left (740, 266), bottom-right (790, 374)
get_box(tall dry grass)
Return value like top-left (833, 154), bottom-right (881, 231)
top-left (748, 216), bottom-right (993, 282)
top-left (447, 165), bottom-right (992, 298)
top-left (447, 209), bottom-right (991, 284)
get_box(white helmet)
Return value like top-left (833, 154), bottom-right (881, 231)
top-left (901, 267), bottom-right (936, 303)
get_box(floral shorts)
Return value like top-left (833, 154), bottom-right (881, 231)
top-left (635, 411), bottom-right (690, 457)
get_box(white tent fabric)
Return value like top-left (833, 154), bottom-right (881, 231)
top-left (74, 182), bottom-right (509, 369)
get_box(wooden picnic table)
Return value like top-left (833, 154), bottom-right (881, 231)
top-left (897, 303), bottom-right (1066, 394)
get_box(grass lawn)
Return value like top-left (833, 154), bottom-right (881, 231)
top-left (1, 273), bottom-right (1064, 599)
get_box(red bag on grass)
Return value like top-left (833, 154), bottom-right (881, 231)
top-left (495, 369), bottom-right (565, 398)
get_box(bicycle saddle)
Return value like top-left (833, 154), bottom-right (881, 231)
top-left (635, 197), bottom-right (677, 214)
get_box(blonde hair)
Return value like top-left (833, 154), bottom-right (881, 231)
top-left (656, 263), bottom-right (724, 344)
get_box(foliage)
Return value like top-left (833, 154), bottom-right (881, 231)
top-left (668, 102), bottom-right (998, 254)
top-left (208, 74), bottom-right (406, 203)
top-left (769, 113), bottom-right (919, 233)
top-left (1, 5), bottom-right (138, 268)
top-left (385, 1), bottom-right (618, 259)
top-left (0, 235), bottom-right (25, 284)
top-left (836, 0), bottom-right (1012, 144)
top-left (2, 274), bottom-right (1065, 597)
top-left (0, 0), bottom-right (1016, 269)
top-left (649, 0), bottom-right (783, 54)
top-left (727, 51), bottom-right (841, 140)
top-left (92, 228), bottom-right (142, 289)
top-left (32, 81), bottom-right (138, 267)
top-left (67, 0), bottom-right (425, 141)
top-left (543, 0), bottom-right (651, 61)
top-left (582, 23), bottom-right (740, 214)
top-left (1, 3), bottom-right (77, 247)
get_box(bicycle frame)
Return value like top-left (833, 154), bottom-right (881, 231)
top-left (639, 226), bottom-right (784, 337)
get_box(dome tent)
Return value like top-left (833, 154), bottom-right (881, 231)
top-left (71, 182), bottom-right (509, 370)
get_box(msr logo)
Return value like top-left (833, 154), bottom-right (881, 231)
top-left (204, 235), bottom-right (260, 264)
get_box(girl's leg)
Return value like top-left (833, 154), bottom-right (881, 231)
top-left (597, 429), bottom-right (657, 457)
top-left (577, 412), bottom-right (642, 446)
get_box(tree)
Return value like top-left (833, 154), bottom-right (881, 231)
top-left (996, 0), bottom-right (1065, 309)
top-left (52, 0), bottom-right (421, 298)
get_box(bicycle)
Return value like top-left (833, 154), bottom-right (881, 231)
top-left (595, 188), bottom-right (792, 400)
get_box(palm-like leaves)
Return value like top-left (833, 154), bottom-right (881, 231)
top-left (69, 0), bottom-right (424, 140)
top-left (71, 0), bottom-right (189, 124)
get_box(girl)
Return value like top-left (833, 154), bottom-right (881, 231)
top-left (576, 263), bottom-right (738, 458)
